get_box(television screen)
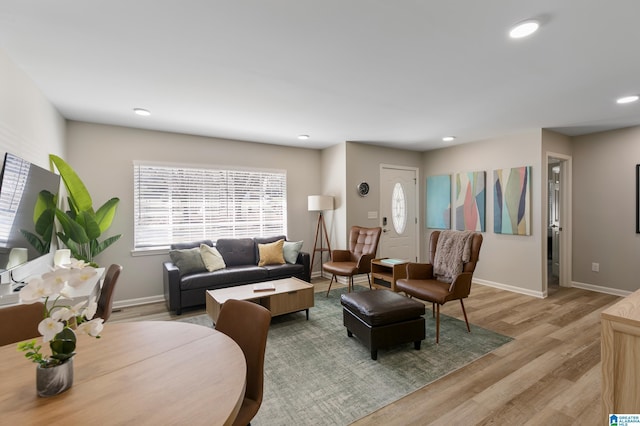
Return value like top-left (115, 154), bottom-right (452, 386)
top-left (0, 152), bottom-right (61, 272)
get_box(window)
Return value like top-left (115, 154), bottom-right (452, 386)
top-left (133, 162), bottom-right (287, 250)
top-left (391, 182), bottom-right (407, 234)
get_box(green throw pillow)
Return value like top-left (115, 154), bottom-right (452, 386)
top-left (283, 240), bottom-right (303, 264)
top-left (169, 247), bottom-right (206, 276)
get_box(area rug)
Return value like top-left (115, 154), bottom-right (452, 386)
top-left (177, 287), bottom-right (512, 425)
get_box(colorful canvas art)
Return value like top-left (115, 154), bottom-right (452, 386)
top-left (426, 175), bottom-right (451, 229)
top-left (455, 171), bottom-right (485, 232)
top-left (494, 166), bottom-right (532, 235)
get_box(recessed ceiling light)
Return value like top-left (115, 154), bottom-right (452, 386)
top-left (442, 136), bottom-right (456, 142)
top-left (616, 95), bottom-right (639, 104)
top-left (133, 108), bottom-right (151, 116)
top-left (509, 19), bottom-right (540, 39)
top-left (297, 134), bottom-right (310, 140)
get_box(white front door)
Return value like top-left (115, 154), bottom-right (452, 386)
top-left (379, 165), bottom-right (418, 261)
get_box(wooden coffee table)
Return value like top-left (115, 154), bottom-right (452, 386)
top-left (206, 277), bottom-right (314, 323)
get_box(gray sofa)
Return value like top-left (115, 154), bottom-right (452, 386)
top-left (163, 235), bottom-right (310, 314)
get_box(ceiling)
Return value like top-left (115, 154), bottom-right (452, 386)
top-left (1, 1), bottom-right (639, 151)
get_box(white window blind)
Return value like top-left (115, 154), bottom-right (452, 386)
top-left (0, 154), bottom-right (29, 245)
top-left (133, 162), bottom-right (287, 250)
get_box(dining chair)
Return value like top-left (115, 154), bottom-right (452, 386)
top-left (396, 230), bottom-right (483, 343)
top-left (215, 299), bottom-right (271, 426)
top-left (322, 226), bottom-right (382, 296)
top-left (95, 264), bottom-right (123, 322)
top-left (0, 302), bottom-right (44, 346)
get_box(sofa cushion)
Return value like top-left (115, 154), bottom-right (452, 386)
top-left (200, 244), bottom-right (226, 272)
top-left (263, 263), bottom-right (305, 279)
top-left (169, 247), bottom-right (207, 276)
top-left (216, 238), bottom-right (256, 266)
top-left (179, 265), bottom-right (269, 290)
top-left (283, 240), bottom-right (303, 264)
top-left (171, 240), bottom-right (214, 250)
top-left (254, 235), bottom-right (287, 261)
top-left (258, 239), bottom-right (285, 266)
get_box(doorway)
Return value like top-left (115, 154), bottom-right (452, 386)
top-left (378, 165), bottom-right (419, 261)
top-left (546, 153), bottom-right (572, 295)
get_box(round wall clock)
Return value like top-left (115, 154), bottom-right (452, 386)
top-left (357, 181), bottom-right (370, 197)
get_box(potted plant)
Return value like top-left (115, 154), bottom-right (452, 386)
top-left (48, 155), bottom-right (121, 267)
top-left (17, 259), bottom-right (103, 397)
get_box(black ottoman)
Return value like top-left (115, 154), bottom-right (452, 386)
top-left (340, 290), bottom-right (426, 360)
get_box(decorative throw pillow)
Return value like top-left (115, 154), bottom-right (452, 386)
top-left (283, 240), bottom-right (303, 264)
top-left (258, 239), bottom-right (285, 266)
top-left (200, 244), bottom-right (226, 272)
top-left (169, 247), bottom-right (206, 276)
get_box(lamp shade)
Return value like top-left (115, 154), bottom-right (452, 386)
top-left (308, 195), bottom-right (334, 211)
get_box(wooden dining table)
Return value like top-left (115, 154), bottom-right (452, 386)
top-left (0, 321), bottom-right (246, 425)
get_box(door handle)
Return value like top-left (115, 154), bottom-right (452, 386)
top-left (383, 229), bottom-right (389, 233)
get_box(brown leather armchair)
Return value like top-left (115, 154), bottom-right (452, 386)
top-left (396, 230), bottom-right (483, 343)
top-left (322, 226), bottom-right (382, 296)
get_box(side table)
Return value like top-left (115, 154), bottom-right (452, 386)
top-left (370, 258), bottom-right (408, 292)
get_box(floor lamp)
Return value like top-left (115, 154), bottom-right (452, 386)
top-left (308, 195), bottom-right (333, 277)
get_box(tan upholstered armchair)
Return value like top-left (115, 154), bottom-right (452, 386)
top-left (322, 226), bottom-right (381, 296)
top-left (396, 230), bottom-right (483, 343)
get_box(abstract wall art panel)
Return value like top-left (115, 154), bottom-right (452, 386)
top-left (494, 166), bottom-right (532, 235)
top-left (426, 174), bottom-right (451, 229)
top-left (455, 171), bottom-right (486, 232)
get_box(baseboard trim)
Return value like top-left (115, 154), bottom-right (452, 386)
top-left (474, 278), bottom-right (546, 299)
top-left (571, 281), bottom-right (631, 297)
top-left (118, 278), bottom-right (626, 311)
top-left (113, 295), bottom-right (165, 310)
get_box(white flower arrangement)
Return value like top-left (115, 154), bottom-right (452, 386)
top-left (17, 259), bottom-right (104, 368)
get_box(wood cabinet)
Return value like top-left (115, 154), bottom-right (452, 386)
top-left (601, 288), bottom-right (640, 423)
top-left (370, 258), bottom-right (408, 292)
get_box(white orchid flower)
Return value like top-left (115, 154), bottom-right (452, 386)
top-left (38, 317), bottom-right (64, 342)
top-left (51, 307), bottom-right (73, 322)
top-left (83, 296), bottom-right (98, 320)
top-left (19, 277), bottom-right (48, 303)
top-left (68, 300), bottom-right (87, 318)
top-left (67, 267), bottom-right (97, 288)
top-left (76, 318), bottom-right (104, 337)
top-left (42, 268), bottom-right (71, 288)
top-left (68, 258), bottom-right (90, 269)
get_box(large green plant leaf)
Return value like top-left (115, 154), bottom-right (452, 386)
top-left (19, 230), bottom-right (47, 254)
top-left (50, 327), bottom-right (76, 358)
top-left (95, 197), bottom-right (120, 233)
top-left (93, 234), bottom-right (122, 257)
top-left (75, 211), bottom-right (101, 240)
top-left (55, 209), bottom-right (90, 244)
top-left (49, 155), bottom-right (94, 213)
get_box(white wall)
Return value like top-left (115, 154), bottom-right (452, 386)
top-left (422, 130), bottom-right (544, 296)
top-left (572, 126), bottom-right (640, 293)
top-left (66, 121), bottom-right (321, 305)
top-left (0, 48), bottom-right (66, 280)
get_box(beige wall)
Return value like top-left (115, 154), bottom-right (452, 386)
top-left (66, 121), bottom-right (321, 305)
top-left (345, 142), bottom-right (423, 239)
top-left (572, 126), bottom-right (640, 293)
top-left (422, 130), bottom-right (544, 296)
top-left (0, 48), bottom-right (66, 281)
top-left (317, 143), bottom-right (346, 274)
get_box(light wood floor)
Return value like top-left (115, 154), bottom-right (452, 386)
top-left (110, 279), bottom-right (620, 426)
